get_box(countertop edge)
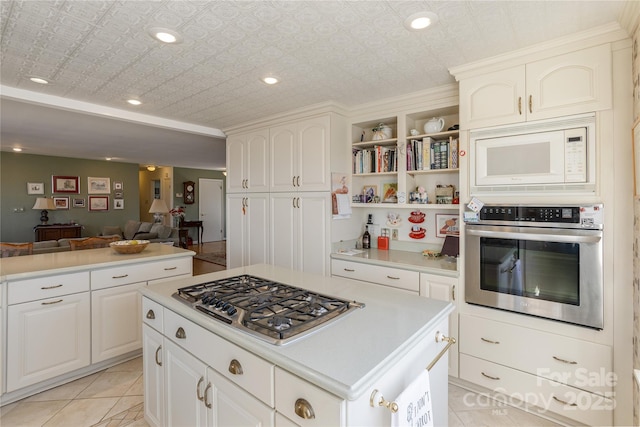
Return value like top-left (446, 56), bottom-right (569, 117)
top-left (331, 250), bottom-right (459, 278)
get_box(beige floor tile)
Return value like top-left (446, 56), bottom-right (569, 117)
top-left (102, 396), bottom-right (144, 420)
top-left (126, 418), bottom-right (151, 427)
top-left (0, 400), bottom-right (69, 427)
top-left (448, 384), bottom-right (504, 413)
top-left (43, 397), bottom-right (118, 427)
top-left (77, 372), bottom-right (141, 399)
top-left (105, 357), bottom-right (142, 374)
top-left (124, 375), bottom-right (143, 396)
top-left (448, 407), bottom-right (465, 427)
top-left (505, 405), bottom-right (564, 426)
top-left (455, 407), bottom-right (526, 427)
top-left (0, 401), bottom-right (19, 417)
top-left (24, 372), bottom-right (103, 403)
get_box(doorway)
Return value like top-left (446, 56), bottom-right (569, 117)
top-left (199, 178), bottom-right (223, 242)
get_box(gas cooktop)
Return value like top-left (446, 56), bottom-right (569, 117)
top-left (172, 275), bottom-right (365, 345)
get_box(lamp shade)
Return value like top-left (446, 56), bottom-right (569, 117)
top-left (149, 199), bottom-right (169, 213)
top-left (32, 197), bottom-right (56, 210)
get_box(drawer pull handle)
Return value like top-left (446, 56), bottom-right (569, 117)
top-left (481, 337), bottom-right (500, 345)
top-left (386, 275), bottom-right (400, 280)
top-left (518, 96), bottom-right (522, 115)
top-left (552, 395), bottom-right (577, 407)
top-left (196, 377), bottom-right (204, 401)
top-left (481, 372), bottom-right (500, 381)
top-left (146, 309), bottom-right (155, 319)
top-left (344, 268), bottom-right (355, 272)
top-left (552, 356), bottom-right (577, 365)
top-left (204, 383), bottom-right (212, 409)
top-left (155, 345), bottom-right (162, 366)
top-left (112, 274), bottom-right (129, 279)
top-left (163, 267), bottom-right (177, 271)
top-left (294, 398), bottom-right (316, 420)
top-left (175, 327), bottom-right (187, 339)
top-left (41, 284), bottom-right (63, 290)
top-left (452, 285), bottom-right (456, 301)
top-left (228, 359), bottom-right (243, 375)
top-left (529, 95), bottom-right (533, 114)
top-left (42, 299), bottom-right (63, 305)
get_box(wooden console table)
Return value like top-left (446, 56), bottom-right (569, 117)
top-left (179, 220), bottom-right (203, 244)
top-left (34, 224), bottom-right (82, 242)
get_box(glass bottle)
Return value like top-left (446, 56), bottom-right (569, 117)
top-left (362, 225), bottom-right (371, 249)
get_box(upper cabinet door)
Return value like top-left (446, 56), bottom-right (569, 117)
top-left (270, 125), bottom-right (297, 192)
top-left (227, 130), bottom-right (269, 193)
top-left (459, 66), bottom-right (525, 129)
top-left (526, 44), bottom-right (612, 121)
top-left (226, 135), bottom-right (246, 193)
top-left (297, 115), bottom-right (330, 192)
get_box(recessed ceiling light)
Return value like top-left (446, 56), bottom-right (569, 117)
top-left (262, 77), bottom-right (279, 85)
top-left (404, 12), bottom-right (438, 31)
top-left (148, 27), bottom-right (183, 44)
top-left (105, 157), bottom-right (112, 161)
top-left (127, 99), bottom-right (142, 106)
top-left (147, 165), bottom-right (156, 172)
top-left (12, 147), bottom-right (23, 152)
top-left (29, 77), bottom-right (49, 84)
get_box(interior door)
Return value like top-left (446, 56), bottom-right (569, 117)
top-left (199, 178), bottom-right (223, 242)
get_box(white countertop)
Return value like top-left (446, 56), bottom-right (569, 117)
top-left (140, 264), bottom-right (453, 400)
top-left (0, 243), bottom-right (194, 281)
top-left (331, 248), bottom-right (458, 277)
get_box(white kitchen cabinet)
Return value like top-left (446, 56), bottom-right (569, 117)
top-left (92, 282), bottom-right (144, 363)
top-left (227, 129), bottom-right (270, 193)
top-left (143, 324), bottom-right (164, 427)
top-left (270, 192), bottom-right (330, 276)
top-left (458, 44), bottom-right (612, 129)
top-left (270, 116), bottom-right (331, 192)
top-left (331, 259), bottom-right (420, 294)
top-left (227, 193), bottom-right (270, 269)
top-left (7, 291), bottom-right (90, 392)
top-left (420, 273), bottom-right (458, 377)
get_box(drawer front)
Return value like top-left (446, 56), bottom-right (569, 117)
top-left (460, 354), bottom-right (613, 426)
top-left (91, 257), bottom-right (191, 290)
top-left (331, 259), bottom-right (419, 293)
top-left (8, 271), bottom-right (90, 305)
top-left (460, 315), bottom-right (612, 395)
top-left (163, 308), bottom-right (274, 406)
top-left (142, 297), bottom-right (164, 333)
top-left (275, 367), bottom-right (344, 427)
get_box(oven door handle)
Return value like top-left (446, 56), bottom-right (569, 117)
top-left (466, 228), bottom-right (601, 244)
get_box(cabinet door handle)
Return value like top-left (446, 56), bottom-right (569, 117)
top-left (296, 176), bottom-right (300, 187)
top-left (481, 337), bottom-right (500, 344)
top-left (294, 398), bottom-right (316, 419)
top-left (452, 285), bottom-right (456, 301)
top-left (552, 395), bottom-right (577, 407)
top-left (112, 274), bottom-right (129, 279)
top-left (552, 356), bottom-right (577, 365)
top-left (244, 179), bottom-right (249, 189)
top-left (175, 327), bottom-right (187, 339)
top-left (196, 377), bottom-right (204, 401)
top-left (481, 372), bottom-right (500, 381)
top-left (42, 299), bottom-right (63, 305)
top-left (292, 176), bottom-right (296, 187)
top-left (163, 266), bottom-right (177, 271)
top-left (41, 284), bottom-right (63, 290)
top-left (146, 309), bottom-right (155, 319)
top-left (155, 345), bottom-right (162, 366)
top-left (204, 383), bottom-right (212, 409)
top-left (518, 96), bottom-right (522, 115)
top-left (228, 359), bottom-right (243, 375)
top-left (344, 268), bottom-right (355, 272)
top-left (386, 275), bottom-right (400, 280)
top-left (292, 198), bottom-right (296, 208)
top-left (529, 95), bottom-right (533, 113)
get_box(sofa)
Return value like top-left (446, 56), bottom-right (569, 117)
top-left (100, 220), bottom-right (180, 246)
top-left (31, 236), bottom-right (122, 255)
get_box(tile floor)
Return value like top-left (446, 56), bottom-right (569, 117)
top-left (0, 355), bottom-right (560, 427)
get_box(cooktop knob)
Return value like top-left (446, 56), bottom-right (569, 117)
top-left (226, 306), bottom-right (237, 316)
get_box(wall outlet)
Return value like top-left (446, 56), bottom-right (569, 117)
top-left (391, 229), bottom-right (398, 240)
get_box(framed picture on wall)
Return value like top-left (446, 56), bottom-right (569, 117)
top-left (27, 182), bottom-right (44, 195)
top-left (87, 177), bottom-right (110, 194)
top-left (53, 197), bottom-right (69, 210)
top-left (89, 196), bottom-right (109, 211)
top-left (52, 176), bottom-right (79, 194)
top-left (114, 191), bottom-right (124, 199)
top-left (114, 181), bottom-right (123, 190)
top-left (114, 199), bottom-right (124, 210)
top-left (73, 198), bottom-right (85, 208)
top-left (436, 214), bottom-right (460, 238)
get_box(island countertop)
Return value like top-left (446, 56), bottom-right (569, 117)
top-left (0, 243), bottom-right (194, 281)
top-left (140, 263), bottom-right (454, 401)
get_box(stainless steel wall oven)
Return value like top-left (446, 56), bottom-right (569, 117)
top-left (465, 204), bottom-right (604, 329)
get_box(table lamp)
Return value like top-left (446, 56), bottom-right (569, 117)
top-left (32, 197), bottom-right (56, 225)
top-left (149, 199), bottom-right (169, 223)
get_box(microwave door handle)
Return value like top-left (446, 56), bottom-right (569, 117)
top-left (466, 228), bottom-right (601, 244)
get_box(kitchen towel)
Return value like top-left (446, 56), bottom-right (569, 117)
top-left (391, 370), bottom-right (433, 427)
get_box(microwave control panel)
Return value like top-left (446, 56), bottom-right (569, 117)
top-left (564, 127), bottom-right (588, 182)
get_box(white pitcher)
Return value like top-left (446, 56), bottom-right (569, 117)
top-left (424, 117), bottom-right (445, 133)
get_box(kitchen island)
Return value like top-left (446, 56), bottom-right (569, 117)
top-left (0, 243), bottom-right (194, 404)
top-left (140, 264), bottom-right (454, 426)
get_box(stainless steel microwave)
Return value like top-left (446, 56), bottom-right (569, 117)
top-left (469, 114), bottom-right (596, 193)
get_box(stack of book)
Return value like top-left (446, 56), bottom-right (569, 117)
top-left (353, 146), bottom-right (398, 174)
top-left (406, 136), bottom-right (458, 171)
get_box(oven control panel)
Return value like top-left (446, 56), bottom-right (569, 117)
top-left (479, 205), bottom-right (603, 228)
